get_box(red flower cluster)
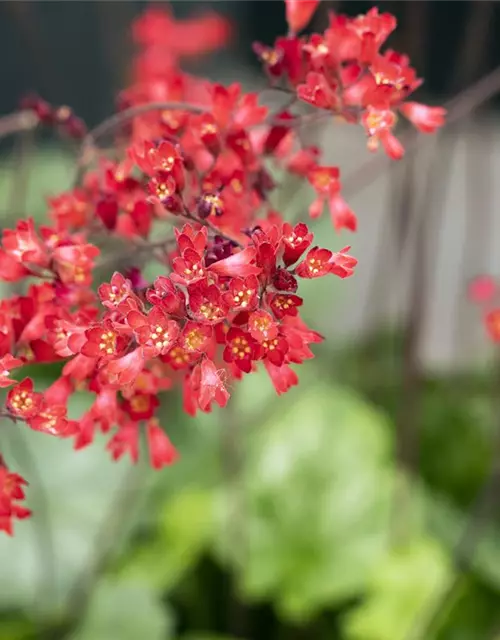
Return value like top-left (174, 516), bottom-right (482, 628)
top-left (256, 1), bottom-right (446, 161)
top-left (0, 0), bottom-right (444, 534)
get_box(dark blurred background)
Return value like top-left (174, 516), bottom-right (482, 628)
top-left (1, 1), bottom-right (499, 124)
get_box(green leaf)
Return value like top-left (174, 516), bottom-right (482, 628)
top-left (343, 537), bottom-right (453, 640)
top-left (214, 382), bottom-right (395, 622)
top-left (73, 577), bottom-right (173, 640)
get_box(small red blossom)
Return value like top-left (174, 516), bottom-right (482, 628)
top-left (399, 102), bottom-right (447, 134)
top-left (106, 423), bottom-right (139, 464)
top-left (196, 359), bottom-right (230, 411)
top-left (122, 393), bottom-right (159, 421)
top-left (3, 219), bottom-right (49, 269)
top-left (224, 275), bottom-right (260, 311)
top-left (29, 404), bottom-right (72, 436)
top-left (98, 272), bottom-right (135, 309)
top-left (127, 307), bottom-right (180, 357)
top-left (485, 309), bottom-right (500, 343)
top-left (6, 378), bottom-right (43, 419)
top-left (53, 243), bottom-right (100, 286)
top-left (285, 0), bottom-right (320, 34)
top-left (329, 245), bottom-right (358, 279)
top-left (282, 222), bottom-right (313, 266)
top-left (307, 166), bottom-right (356, 232)
top-left (188, 282), bottom-right (229, 325)
top-left (81, 321), bottom-right (129, 360)
top-left (146, 420), bottom-right (178, 469)
top-left (0, 354), bottom-right (23, 388)
top-left (208, 247), bottom-right (261, 278)
top-left (269, 293), bottom-right (303, 319)
top-left (469, 276), bottom-right (496, 304)
top-left (296, 246), bottom-right (333, 278)
top-left (265, 361), bottom-right (299, 395)
top-left (0, 464), bottom-right (31, 535)
top-left (248, 310), bottom-right (279, 342)
top-left (362, 108), bottom-right (404, 159)
top-left (223, 327), bottom-right (257, 373)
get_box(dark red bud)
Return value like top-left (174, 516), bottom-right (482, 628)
top-left (273, 268), bottom-right (298, 292)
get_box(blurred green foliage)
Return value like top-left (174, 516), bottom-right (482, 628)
top-left (0, 151), bottom-right (500, 639)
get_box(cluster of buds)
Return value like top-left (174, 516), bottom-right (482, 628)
top-left (20, 94), bottom-right (87, 139)
top-left (0, 0), bottom-right (444, 534)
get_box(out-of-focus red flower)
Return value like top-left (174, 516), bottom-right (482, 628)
top-left (285, 0), bottom-right (320, 34)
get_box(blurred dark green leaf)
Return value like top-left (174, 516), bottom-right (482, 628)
top-left (343, 537), bottom-right (453, 640)
top-left (73, 577), bottom-right (174, 640)
top-left (214, 382), bottom-right (395, 622)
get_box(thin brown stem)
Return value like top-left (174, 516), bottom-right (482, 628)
top-left (0, 110), bottom-right (38, 141)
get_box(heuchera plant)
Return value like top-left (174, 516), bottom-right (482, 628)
top-left (0, 0), bottom-right (445, 535)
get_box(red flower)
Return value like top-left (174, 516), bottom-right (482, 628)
top-left (362, 107), bottom-right (404, 159)
top-left (147, 276), bottom-right (185, 315)
top-left (399, 102), bottom-right (447, 134)
top-left (122, 393), bottom-right (159, 421)
top-left (285, 0), bottom-right (320, 34)
top-left (106, 423), bottom-right (139, 464)
top-left (131, 140), bottom-right (185, 184)
top-left (469, 276), bottom-right (496, 304)
top-left (0, 354), bottom-right (23, 388)
top-left (132, 6), bottom-right (231, 58)
top-left (188, 282), bottom-right (229, 325)
top-left (268, 293), bottom-right (303, 319)
top-left (0, 464), bottom-right (31, 535)
top-left (6, 378), bottom-right (43, 419)
top-left (296, 246), bottom-right (334, 278)
top-left (53, 243), bottom-right (100, 286)
top-left (329, 245), bottom-right (358, 278)
top-left (146, 420), bottom-right (178, 469)
top-left (3, 219), bottom-right (49, 268)
top-left (179, 321), bottom-right (213, 354)
top-left (486, 309), bottom-right (500, 342)
top-left (223, 327), bottom-right (257, 373)
top-left (282, 222), bottom-right (313, 266)
top-left (104, 347), bottom-right (145, 387)
top-left (297, 72), bottom-right (339, 111)
top-left (29, 404), bottom-right (71, 436)
top-left (224, 275), bottom-right (260, 311)
top-left (257, 335), bottom-right (289, 367)
top-left (0, 250), bottom-right (29, 282)
top-left (98, 272), bottom-right (135, 309)
top-left (127, 307), bottom-right (180, 357)
top-left (208, 248), bottom-right (261, 278)
top-left (171, 247), bottom-right (206, 285)
top-left (196, 359), bottom-right (230, 411)
top-left (307, 166), bottom-right (357, 232)
top-left (81, 321), bottom-right (129, 360)
top-left (264, 361), bottom-right (298, 395)
top-left (147, 173), bottom-right (178, 206)
top-left (248, 310), bottom-right (278, 342)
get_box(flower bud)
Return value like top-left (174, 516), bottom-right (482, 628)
top-left (273, 267), bottom-right (298, 292)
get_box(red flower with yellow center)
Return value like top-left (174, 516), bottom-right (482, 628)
top-left (223, 328), bottom-right (256, 373)
top-left (6, 378), bottom-right (42, 419)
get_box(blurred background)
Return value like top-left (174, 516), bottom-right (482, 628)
top-left (1, 1), bottom-right (500, 639)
